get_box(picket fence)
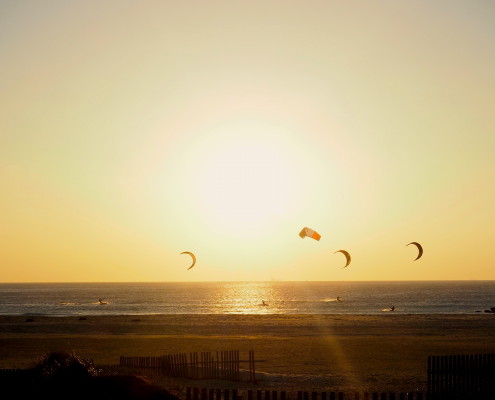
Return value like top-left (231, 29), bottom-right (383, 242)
top-left (185, 387), bottom-right (495, 400)
top-left (120, 350), bottom-right (256, 383)
top-left (427, 353), bottom-right (495, 399)
top-left (185, 388), bottom-right (434, 400)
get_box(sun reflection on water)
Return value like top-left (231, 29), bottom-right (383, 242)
top-left (210, 282), bottom-right (285, 314)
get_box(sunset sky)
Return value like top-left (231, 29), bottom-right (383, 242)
top-left (1, 1), bottom-right (494, 282)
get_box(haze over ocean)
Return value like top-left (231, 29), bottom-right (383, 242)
top-left (1, 281), bottom-right (494, 316)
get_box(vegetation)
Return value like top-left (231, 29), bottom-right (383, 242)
top-left (0, 351), bottom-right (180, 400)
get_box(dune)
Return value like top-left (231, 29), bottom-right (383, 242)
top-left (0, 314), bottom-right (494, 393)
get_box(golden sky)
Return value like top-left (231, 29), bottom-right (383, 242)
top-left (1, 1), bottom-right (494, 282)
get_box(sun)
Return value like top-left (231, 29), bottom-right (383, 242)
top-left (195, 136), bottom-right (299, 236)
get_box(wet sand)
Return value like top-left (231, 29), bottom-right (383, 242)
top-left (1, 314), bottom-right (494, 392)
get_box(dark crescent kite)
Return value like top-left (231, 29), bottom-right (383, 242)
top-left (406, 242), bottom-right (423, 261)
top-left (181, 251), bottom-right (196, 270)
top-left (334, 250), bottom-right (351, 268)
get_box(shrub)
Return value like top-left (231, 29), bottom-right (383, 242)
top-left (34, 350), bottom-right (99, 382)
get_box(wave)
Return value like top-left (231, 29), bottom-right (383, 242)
top-left (21, 312), bottom-right (47, 316)
top-left (282, 299), bottom-right (343, 303)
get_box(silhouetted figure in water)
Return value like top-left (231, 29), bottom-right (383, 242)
top-left (336, 296), bottom-right (342, 302)
top-left (390, 306), bottom-right (395, 311)
top-left (261, 300), bottom-right (269, 306)
top-left (98, 298), bottom-right (107, 305)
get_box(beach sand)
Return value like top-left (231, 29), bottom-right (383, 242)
top-left (1, 314), bottom-right (495, 393)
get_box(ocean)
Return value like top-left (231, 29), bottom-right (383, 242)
top-left (0, 281), bottom-right (494, 316)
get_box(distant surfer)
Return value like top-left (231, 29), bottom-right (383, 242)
top-left (336, 297), bottom-right (342, 302)
top-left (98, 298), bottom-right (107, 305)
top-left (390, 305), bottom-right (395, 311)
top-left (261, 300), bottom-right (269, 307)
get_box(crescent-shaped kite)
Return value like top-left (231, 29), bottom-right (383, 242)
top-left (334, 250), bottom-right (351, 268)
top-left (406, 242), bottom-right (423, 261)
top-left (181, 251), bottom-right (196, 270)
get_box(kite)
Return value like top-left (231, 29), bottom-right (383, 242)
top-left (299, 227), bottom-right (321, 241)
top-left (181, 251), bottom-right (196, 270)
top-left (334, 249), bottom-right (351, 268)
top-left (406, 242), bottom-right (423, 261)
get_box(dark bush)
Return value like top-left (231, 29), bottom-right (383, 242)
top-left (34, 350), bottom-right (99, 382)
top-left (2, 351), bottom-right (179, 400)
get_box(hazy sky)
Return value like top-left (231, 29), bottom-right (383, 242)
top-left (1, 1), bottom-right (494, 282)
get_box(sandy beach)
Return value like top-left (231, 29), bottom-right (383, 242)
top-left (1, 314), bottom-right (495, 393)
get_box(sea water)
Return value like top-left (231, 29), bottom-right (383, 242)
top-left (0, 281), bottom-right (494, 316)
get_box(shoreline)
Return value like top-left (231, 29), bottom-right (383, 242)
top-left (1, 314), bottom-right (494, 392)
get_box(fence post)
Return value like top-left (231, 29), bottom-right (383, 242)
top-left (249, 350), bottom-right (256, 383)
top-left (236, 350), bottom-right (240, 381)
top-left (220, 352), bottom-right (224, 380)
top-left (190, 353), bottom-right (194, 380)
top-left (216, 351), bottom-right (220, 380)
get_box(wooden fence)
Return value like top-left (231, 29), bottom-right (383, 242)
top-left (120, 350), bottom-right (256, 382)
top-left (427, 353), bottom-right (495, 399)
top-left (185, 388), bottom-right (434, 400)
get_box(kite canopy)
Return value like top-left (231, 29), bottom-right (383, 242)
top-left (406, 242), bottom-right (423, 261)
top-left (299, 227), bottom-right (321, 241)
top-left (334, 249), bottom-right (351, 268)
top-left (181, 251), bottom-right (196, 270)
